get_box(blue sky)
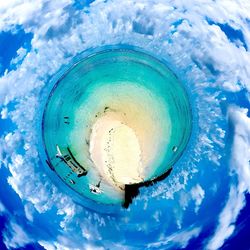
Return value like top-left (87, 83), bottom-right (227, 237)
top-left (0, 28), bottom-right (32, 76)
top-left (0, 0), bottom-right (250, 249)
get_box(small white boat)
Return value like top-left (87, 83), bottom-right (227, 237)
top-left (56, 144), bottom-right (63, 157)
top-left (89, 184), bottom-right (103, 194)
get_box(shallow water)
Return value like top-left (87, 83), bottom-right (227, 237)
top-left (42, 47), bottom-right (192, 207)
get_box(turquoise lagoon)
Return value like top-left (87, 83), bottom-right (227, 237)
top-left (42, 47), bottom-right (192, 207)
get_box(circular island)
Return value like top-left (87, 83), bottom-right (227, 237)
top-left (42, 46), bottom-right (192, 208)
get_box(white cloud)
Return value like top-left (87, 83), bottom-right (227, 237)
top-left (84, 245), bottom-right (105, 250)
top-left (1, 107), bottom-right (8, 119)
top-left (38, 241), bottom-right (57, 250)
top-left (38, 240), bottom-right (105, 250)
top-left (147, 226), bottom-right (202, 249)
top-left (0, 201), bottom-right (6, 214)
top-left (179, 190), bottom-right (190, 211)
top-left (0, 0), bottom-right (73, 33)
top-left (0, 0), bottom-right (249, 249)
top-left (152, 210), bottom-right (161, 223)
top-left (177, 184), bottom-right (205, 216)
top-left (0, 132), bottom-right (23, 168)
top-left (206, 106), bottom-right (250, 250)
top-left (191, 184), bottom-right (205, 213)
top-left (10, 47), bottom-right (28, 65)
top-left (3, 222), bottom-right (33, 249)
top-left (24, 202), bottom-right (35, 222)
top-left (206, 186), bottom-right (244, 250)
top-left (38, 239), bottom-right (85, 250)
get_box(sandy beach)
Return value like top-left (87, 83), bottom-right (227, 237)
top-left (89, 112), bottom-right (144, 189)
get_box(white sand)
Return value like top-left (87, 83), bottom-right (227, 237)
top-left (72, 82), bottom-right (171, 188)
top-left (89, 112), bottom-right (144, 189)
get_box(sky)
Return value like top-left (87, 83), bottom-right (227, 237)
top-left (0, 0), bottom-right (250, 249)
